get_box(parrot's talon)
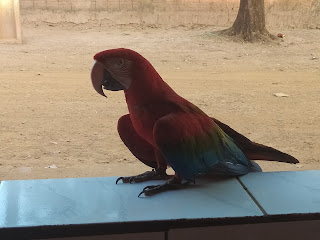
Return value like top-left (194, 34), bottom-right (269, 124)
top-left (129, 177), bottom-right (134, 184)
top-left (138, 182), bottom-right (181, 197)
top-left (116, 177), bottom-right (123, 184)
top-left (138, 191), bottom-right (145, 198)
top-left (142, 185), bottom-right (156, 191)
top-left (115, 170), bottom-right (170, 184)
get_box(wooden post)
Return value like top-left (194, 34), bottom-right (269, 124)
top-left (0, 0), bottom-right (23, 43)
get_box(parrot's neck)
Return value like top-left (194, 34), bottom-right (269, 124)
top-left (124, 69), bottom-right (178, 107)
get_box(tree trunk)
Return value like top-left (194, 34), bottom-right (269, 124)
top-left (224, 0), bottom-right (275, 42)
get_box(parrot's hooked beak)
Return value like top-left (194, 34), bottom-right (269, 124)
top-left (91, 60), bottom-right (126, 98)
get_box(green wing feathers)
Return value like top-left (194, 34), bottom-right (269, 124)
top-left (154, 110), bottom-right (253, 181)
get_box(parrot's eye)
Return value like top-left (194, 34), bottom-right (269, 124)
top-left (104, 57), bottom-right (126, 70)
top-left (114, 58), bottom-right (125, 68)
top-left (118, 58), bottom-right (124, 66)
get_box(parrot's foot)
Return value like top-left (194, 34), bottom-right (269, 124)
top-left (116, 169), bottom-right (170, 184)
top-left (138, 177), bottom-right (186, 197)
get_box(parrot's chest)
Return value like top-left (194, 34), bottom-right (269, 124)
top-left (129, 104), bottom-right (168, 146)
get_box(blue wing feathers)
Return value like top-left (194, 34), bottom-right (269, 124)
top-left (154, 113), bottom-right (261, 181)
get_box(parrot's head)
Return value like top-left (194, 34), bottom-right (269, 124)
top-left (91, 48), bottom-right (150, 98)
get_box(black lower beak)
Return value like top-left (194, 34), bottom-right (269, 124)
top-left (102, 69), bottom-right (126, 91)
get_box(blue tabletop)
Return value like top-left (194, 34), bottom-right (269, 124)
top-left (0, 176), bottom-right (262, 228)
top-left (239, 170), bottom-right (320, 215)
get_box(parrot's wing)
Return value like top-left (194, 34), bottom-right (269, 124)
top-left (154, 112), bottom-right (255, 181)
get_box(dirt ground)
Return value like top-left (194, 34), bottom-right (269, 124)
top-left (0, 23), bottom-right (319, 180)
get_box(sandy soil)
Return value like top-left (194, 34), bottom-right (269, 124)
top-left (0, 23), bottom-right (319, 180)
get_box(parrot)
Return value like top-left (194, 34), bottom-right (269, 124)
top-left (90, 48), bottom-right (299, 197)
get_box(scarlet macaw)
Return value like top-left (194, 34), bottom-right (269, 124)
top-left (91, 48), bottom-right (298, 196)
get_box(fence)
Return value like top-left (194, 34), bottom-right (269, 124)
top-left (19, 0), bottom-right (240, 12)
top-left (18, 0), bottom-right (320, 28)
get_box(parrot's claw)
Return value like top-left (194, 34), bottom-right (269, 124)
top-left (138, 177), bottom-right (184, 197)
top-left (116, 177), bottom-right (124, 184)
top-left (116, 169), bottom-right (170, 184)
top-left (138, 182), bottom-right (179, 197)
top-left (129, 177), bottom-right (135, 184)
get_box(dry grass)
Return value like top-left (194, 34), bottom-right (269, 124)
top-left (265, 0), bottom-right (320, 28)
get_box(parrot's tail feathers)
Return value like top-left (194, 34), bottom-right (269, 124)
top-left (245, 143), bottom-right (299, 164)
top-left (208, 160), bottom-right (262, 177)
top-left (212, 117), bottom-right (299, 164)
top-left (209, 162), bottom-right (250, 176)
top-left (249, 160), bottom-right (263, 172)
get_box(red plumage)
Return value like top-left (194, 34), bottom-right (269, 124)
top-left (91, 48), bottom-right (298, 195)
